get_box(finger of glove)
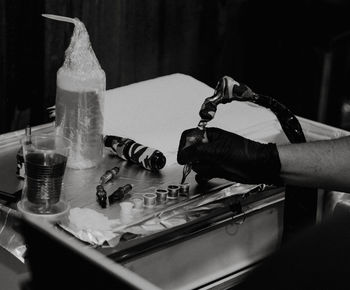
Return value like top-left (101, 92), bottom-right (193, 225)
top-left (195, 174), bottom-right (212, 184)
top-left (205, 127), bottom-right (252, 149)
top-left (178, 128), bottom-right (200, 150)
top-left (177, 129), bottom-right (196, 164)
top-left (192, 163), bottom-right (234, 180)
top-left (204, 127), bottom-right (246, 142)
top-left (177, 144), bottom-right (200, 165)
top-left (203, 127), bottom-right (228, 142)
top-left (192, 163), bottom-right (225, 180)
top-left (193, 163), bottom-right (255, 184)
top-left (178, 127), bottom-right (239, 163)
top-left (177, 128), bottom-right (202, 156)
top-left (199, 131), bottom-right (265, 167)
top-left (193, 139), bottom-right (233, 164)
top-left (178, 140), bottom-right (223, 166)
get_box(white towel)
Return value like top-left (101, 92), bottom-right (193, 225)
top-left (103, 73), bottom-right (279, 166)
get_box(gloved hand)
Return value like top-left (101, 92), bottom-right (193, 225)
top-left (177, 127), bottom-right (282, 185)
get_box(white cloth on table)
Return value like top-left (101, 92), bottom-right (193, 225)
top-left (103, 73), bottom-right (280, 166)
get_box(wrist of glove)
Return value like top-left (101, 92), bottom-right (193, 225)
top-left (177, 127), bottom-right (282, 185)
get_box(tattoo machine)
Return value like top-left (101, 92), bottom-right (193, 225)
top-left (182, 76), bottom-right (306, 184)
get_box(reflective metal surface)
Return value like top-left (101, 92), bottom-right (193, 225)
top-left (0, 124), bottom-right (285, 290)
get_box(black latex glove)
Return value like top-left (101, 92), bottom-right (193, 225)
top-left (177, 127), bottom-right (282, 185)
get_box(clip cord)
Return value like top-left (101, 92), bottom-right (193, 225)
top-left (251, 94), bottom-right (306, 143)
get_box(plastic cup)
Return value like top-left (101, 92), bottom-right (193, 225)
top-left (18, 134), bottom-right (71, 218)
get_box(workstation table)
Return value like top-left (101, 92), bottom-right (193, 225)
top-left (0, 122), bottom-right (285, 290)
top-left (1, 73), bottom-right (348, 289)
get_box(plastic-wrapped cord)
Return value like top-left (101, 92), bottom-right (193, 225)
top-left (251, 94), bottom-right (306, 143)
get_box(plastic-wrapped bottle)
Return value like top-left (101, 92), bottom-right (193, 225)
top-left (43, 14), bottom-right (105, 169)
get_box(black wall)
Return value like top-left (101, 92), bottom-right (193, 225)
top-left (1, 0), bottom-right (350, 133)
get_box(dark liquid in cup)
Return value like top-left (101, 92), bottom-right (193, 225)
top-left (25, 152), bottom-right (67, 212)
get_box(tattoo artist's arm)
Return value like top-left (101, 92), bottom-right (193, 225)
top-left (278, 136), bottom-right (350, 192)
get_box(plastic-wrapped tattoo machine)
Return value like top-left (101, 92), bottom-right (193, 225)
top-left (42, 14), bottom-right (106, 169)
top-left (104, 135), bottom-right (166, 171)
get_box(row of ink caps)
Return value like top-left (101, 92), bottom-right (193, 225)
top-left (139, 183), bottom-right (190, 209)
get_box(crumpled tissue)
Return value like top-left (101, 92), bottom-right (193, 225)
top-left (59, 207), bottom-right (121, 246)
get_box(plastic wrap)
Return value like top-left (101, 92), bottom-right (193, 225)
top-left (45, 15), bottom-right (106, 169)
top-left (0, 204), bottom-right (26, 263)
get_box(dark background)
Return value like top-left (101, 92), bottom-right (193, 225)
top-left (1, 0), bottom-right (350, 134)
